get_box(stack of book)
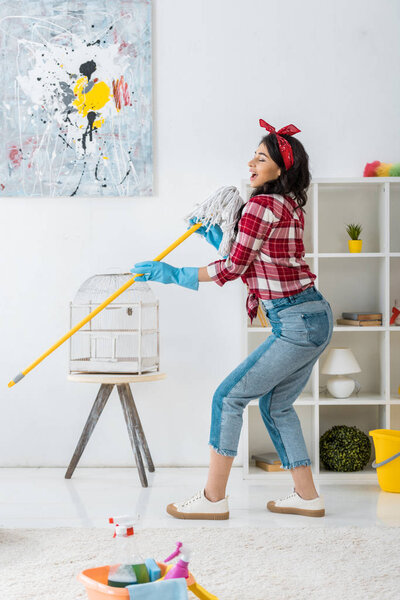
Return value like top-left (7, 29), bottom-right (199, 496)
top-left (336, 312), bottom-right (382, 327)
top-left (251, 452), bottom-right (282, 472)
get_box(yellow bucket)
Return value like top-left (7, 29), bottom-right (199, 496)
top-left (369, 429), bottom-right (400, 493)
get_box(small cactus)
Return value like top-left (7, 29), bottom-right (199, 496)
top-left (346, 223), bottom-right (362, 240)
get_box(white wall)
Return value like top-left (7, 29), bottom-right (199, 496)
top-left (2, 0), bottom-right (400, 466)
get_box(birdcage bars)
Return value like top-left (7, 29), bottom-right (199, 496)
top-left (69, 276), bottom-right (160, 375)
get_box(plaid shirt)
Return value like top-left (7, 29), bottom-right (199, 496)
top-left (207, 193), bottom-right (316, 321)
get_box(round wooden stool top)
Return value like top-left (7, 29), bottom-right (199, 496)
top-left (68, 372), bottom-right (167, 384)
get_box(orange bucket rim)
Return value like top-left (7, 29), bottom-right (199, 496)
top-left (78, 562), bottom-right (196, 594)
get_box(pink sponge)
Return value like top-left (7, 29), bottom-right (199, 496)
top-left (363, 161), bottom-right (381, 177)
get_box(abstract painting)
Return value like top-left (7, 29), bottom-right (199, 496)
top-left (0, 0), bottom-right (152, 196)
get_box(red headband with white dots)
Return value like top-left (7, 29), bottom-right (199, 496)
top-left (259, 119), bottom-right (301, 170)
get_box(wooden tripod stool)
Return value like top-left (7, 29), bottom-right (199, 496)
top-left (65, 372), bottom-right (166, 487)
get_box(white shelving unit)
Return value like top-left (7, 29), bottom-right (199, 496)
top-left (242, 177), bottom-right (400, 483)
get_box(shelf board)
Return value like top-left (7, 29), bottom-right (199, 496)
top-left (248, 394), bottom-right (314, 406)
top-left (245, 466), bottom-right (290, 479)
top-left (317, 469), bottom-right (377, 482)
top-left (333, 326), bottom-right (384, 332)
top-left (307, 253), bottom-right (400, 257)
top-left (251, 251), bottom-right (400, 258)
top-left (312, 177), bottom-right (400, 184)
top-left (389, 327), bottom-right (400, 331)
top-left (245, 466), bottom-right (378, 482)
top-left (243, 177), bottom-right (400, 185)
top-left (319, 393), bottom-right (385, 405)
top-left (248, 394), bottom-right (388, 406)
top-left (267, 252), bottom-right (394, 258)
top-left (318, 253), bottom-right (385, 258)
top-left (390, 397), bottom-right (400, 403)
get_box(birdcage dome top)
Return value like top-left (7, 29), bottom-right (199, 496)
top-left (73, 272), bottom-right (156, 305)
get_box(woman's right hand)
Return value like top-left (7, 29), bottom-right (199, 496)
top-left (188, 218), bottom-right (223, 251)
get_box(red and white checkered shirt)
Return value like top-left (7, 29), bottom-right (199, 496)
top-left (207, 193), bottom-right (316, 321)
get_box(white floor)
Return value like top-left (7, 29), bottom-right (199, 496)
top-left (1, 467), bottom-right (399, 529)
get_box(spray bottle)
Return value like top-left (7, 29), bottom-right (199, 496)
top-left (107, 515), bottom-right (149, 588)
top-left (163, 542), bottom-right (191, 580)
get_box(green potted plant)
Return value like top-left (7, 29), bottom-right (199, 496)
top-left (346, 223), bottom-right (363, 253)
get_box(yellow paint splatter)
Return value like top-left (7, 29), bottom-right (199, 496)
top-left (94, 116), bottom-right (105, 129)
top-left (103, 156), bottom-right (109, 159)
top-left (73, 77), bottom-right (110, 129)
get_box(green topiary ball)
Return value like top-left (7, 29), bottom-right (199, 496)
top-left (320, 425), bottom-right (371, 472)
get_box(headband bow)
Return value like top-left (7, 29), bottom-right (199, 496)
top-left (259, 119), bottom-right (301, 170)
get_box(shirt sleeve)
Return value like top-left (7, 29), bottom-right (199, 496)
top-left (206, 195), bottom-right (280, 286)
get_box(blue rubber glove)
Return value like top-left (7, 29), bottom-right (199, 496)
top-left (189, 218), bottom-right (223, 251)
top-left (130, 261), bottom-right (199, 290)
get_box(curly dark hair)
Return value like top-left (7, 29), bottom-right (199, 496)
top-left (250, 133), bottom-right (311, 212)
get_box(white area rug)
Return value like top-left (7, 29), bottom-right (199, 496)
top-left (1, 527), bottom-right (399, 600)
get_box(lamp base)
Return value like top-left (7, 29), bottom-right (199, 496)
top-left (327, 376), bottom-right (355, 398)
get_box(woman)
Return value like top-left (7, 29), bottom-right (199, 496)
top-left (131, 119), bottom-right (333, 519)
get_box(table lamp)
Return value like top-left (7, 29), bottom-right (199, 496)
top-left (321, 347), bottom-right (361, 398)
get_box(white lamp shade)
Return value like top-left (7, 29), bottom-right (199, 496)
top-left (321, 347), bottom-right (361, 375)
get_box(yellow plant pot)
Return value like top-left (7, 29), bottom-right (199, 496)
top-left (348, 239), bottom-right (362, 253)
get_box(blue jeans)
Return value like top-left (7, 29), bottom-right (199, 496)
top-left (209, 285), bottom-right (334, 469)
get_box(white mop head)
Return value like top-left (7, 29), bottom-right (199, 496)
top-left (185, 185), bottom-right (245, 257)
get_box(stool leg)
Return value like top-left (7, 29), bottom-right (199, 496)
top-left (65, 383), bottom-right (114, 479)
top-left (123, 384), bottom-right (155, 472)
top-left (117, 384), bottom-right (148, 487)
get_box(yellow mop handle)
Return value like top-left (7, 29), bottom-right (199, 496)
top-left (8, 222), bottom-right (203, 388)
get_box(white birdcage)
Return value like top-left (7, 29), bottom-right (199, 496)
top-left (69, 272), bottom-right (160, 374)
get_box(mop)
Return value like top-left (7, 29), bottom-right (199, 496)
top-left (8, 186), bottom-right (245, 388)
top-left (185, 185), bottom-right (244, 258)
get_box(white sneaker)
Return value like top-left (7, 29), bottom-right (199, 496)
top-left (166, 489), bottom-right (229, 520)
top-left (267, 488), bottom-right (325, 517)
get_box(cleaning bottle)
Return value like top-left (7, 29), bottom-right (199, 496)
top-left (163, 542), bottom-right (191, 580)
top-left (107, 516), bottom-right (137, 588)
top-left (107, 515), bottom-right (149, 587)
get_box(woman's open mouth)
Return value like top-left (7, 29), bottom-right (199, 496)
top-left (250, 173), bottom-right (257, 182)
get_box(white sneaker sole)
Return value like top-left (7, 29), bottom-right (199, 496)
top-left (267, 500), bottom-right (325, 517)
top-left (166, 503), bottom-right (229, 520)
